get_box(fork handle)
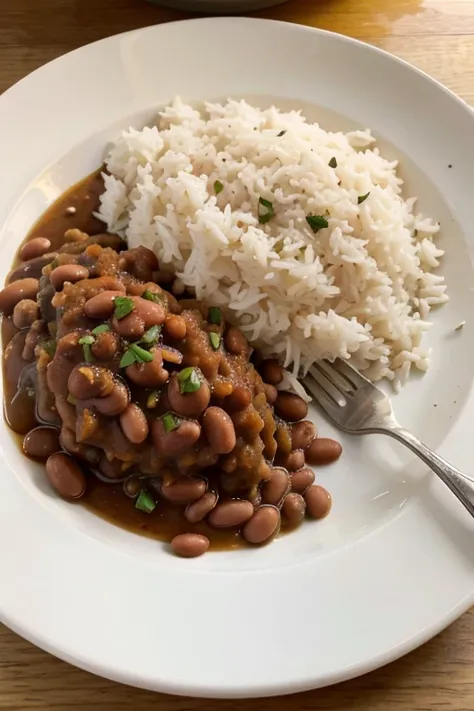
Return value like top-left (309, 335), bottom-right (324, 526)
top-left (385, 427), bottom-right (474, 517)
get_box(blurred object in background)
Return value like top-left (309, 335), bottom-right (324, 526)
top-left (145, 0), bottom-right (288, 11)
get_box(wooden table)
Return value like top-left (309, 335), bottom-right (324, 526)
top-left (1, 0), bottom-right (474, 708)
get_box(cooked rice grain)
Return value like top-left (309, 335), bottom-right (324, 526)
top-left (97, 98), bottom-right (448, 385)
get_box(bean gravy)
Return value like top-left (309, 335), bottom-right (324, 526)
top-left (1, 171), bottom-right (267, 549)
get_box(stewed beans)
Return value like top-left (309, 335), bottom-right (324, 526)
top-left (1, 205), bottom-right (343, 558)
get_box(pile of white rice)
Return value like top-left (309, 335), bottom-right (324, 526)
top-left (97, 98), bottom-right (448, 386)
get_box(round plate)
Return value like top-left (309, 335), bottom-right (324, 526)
top-left (1, 17), bottom-right (474, 698)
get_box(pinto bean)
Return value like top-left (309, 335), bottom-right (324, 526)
top-left (91, 331), bottom-right (119, 360)
top-left (161, 346), bottom-right (183, 364)
top-left (97, 454), bottom-right (126, 480)
top-left (291, 420), bottom-right (317, 450)
top-left (286, 450), bottom-right (305, 472)
top-left (208, 499), bottom-right (254, 528)
top-left (59, 427), bottom-right (100, 464)
top-left (304, 485), bottom-right (332, 519)
top-left (167, 370), bottom-right (210, 418)
top-left (185, 491), bottom-right (218, 523)
top-left (64, 228), bottom-right (89, 243)
top-left (23, 427), bottom-right (60, 459)
top-left (164, 314), bottom-right (187, 340)
top-left (305, 438), bottom-right (342, 465)
top-left (68, 365), bottom-right (115, 399)
top-left (290, 467), bottom-right (315, 494)
top-left (130, 296), bottom-right (166, 327)
top-left (84, 290), bottom-right (125, 319)
top-left (120, 246), bottom-right (159, 281)
top-left (274, 392), bottom-right (308, 422)
top-left (123, 475), bottom-right (142, 499)
top-left (263, 383), bottom-right (278, 405)
top-left (92, 381), bottom-right (130, 416)
top-left (8, 253), bottom-right (58, 283)
top-left (261, 467), bottom-right (291, 506)
top-left (161, 477), bottom-right (207, 505)
top-left (224, 385), bottom-right (252, 412)
top-left (45, 452), bottom-right (86, 500)
top-left (282, 492), bottom-right (306, 524)
top-left (50, 264), bottom-right (89, 289)
top-left (171, 533), bottom-right (209, 558)
top-left (202, 407), bottom-right (236, 454)
top-left (0, 278), bottom-right (39, 314)
top-left (224, 326), bottom-right (249, 355)
top-left (120, 403), bottom-right (149, 444)
top-left (111, 311), bottom-right (145, 339)
top-left (152, 417), bottom-right (201, 457)
top-left (242, 505), bottom-right (281, 544)
top-left (12, 299), bottom-right (38, 329)
top-left (125, 347), bottom-right (169, 388)
top-left (81, 276), bottom-right (126, 293)
top-left (20, 237), bottom-right (52, 262)
top-left (260, 359), bottom-right (283, 385)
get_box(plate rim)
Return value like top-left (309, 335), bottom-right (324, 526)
top-left (1, 16), bottom-right (474, 698)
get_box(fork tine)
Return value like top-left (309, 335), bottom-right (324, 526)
top-left (309, 365), bottom-right (347, 405)
top-left (328, 358), bottom-right (373, 389)
top-left (302, 374), bottom-right (344, 424)
top-left (315, 360), bottom-right (355, 395)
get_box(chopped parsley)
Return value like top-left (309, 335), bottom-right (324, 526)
top-left (114, 296), bottom-right (134, 320)
top-left (177, 367), bottom-right (201, 394)
top-left (135, 490), bottom-right (156, 514)
top-left (208, 306), bottom-right (222, 325)
top-left (306, 215), bottom-right (329, 233)
top-left (78, 334), bottom-right (95, 363)
top-left (162, 412), bottom-right (179, 433)
top-left (209, 332), bottom-right (220, 351)
top-left (91, 324), bottom-right (110, 336)
top-left (258, 197), bottom-right (275, 225)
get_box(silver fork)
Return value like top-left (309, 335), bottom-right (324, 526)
top-left (304, 358), bottom-right (474, 517)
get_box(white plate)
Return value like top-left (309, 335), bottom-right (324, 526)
top-left (1, 17), bottom-right (474, 698)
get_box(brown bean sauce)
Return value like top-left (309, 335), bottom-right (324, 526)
top-left (2, 170), bottom-right (336, 553)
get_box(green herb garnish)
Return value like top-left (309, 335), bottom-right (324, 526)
top-left (119, 349), bottom-right (137, 368)
top-left (135, 490), bottom-right (156, 514)
top-left (114, 296), bottom-right (134, 320)
top-left (358, 192), bottom-right (370, 205)
top-left (141, 325), bottom-right (161, 345)
top-left (208, 306), bottom-right (222, 325)
top-left (209, 332), bottom-right (220, 351)
top-left (143, 289), bottom-right (165, 305)
top-left (119, 342), bottom-right (155, 368)
top-left (177, 367), bottom-right (201, 394)
top-left (92, 324), bottom-right (110, 336)
top-left (146, 391), bottom-right (160, 409)
top-left (306, 215), bottom-right (329, 233)
top-left (78, 334), bottom-right (95, 363)
top-left (162, 412), bottom-right (179, 433)
top-left (129, 343), bottom-right (154, 363)
top-left (41, 340), bottom-right (56, 358)
top-left (277, 130), bottom-right (286, 137)
top-left (329, 157), bottom-right (337, 168)
top-left (67, 393), bottom-right (77, 405)
top-left (214, 180), bottom-right (224, 195)
top-left (258, 197), bottom-right (275, 225)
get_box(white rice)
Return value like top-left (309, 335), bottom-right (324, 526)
top-left (96, 97), bottom-right (448, 386)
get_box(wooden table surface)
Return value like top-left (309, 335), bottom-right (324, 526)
top-left (1, 0), bottom-right (474, 708)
